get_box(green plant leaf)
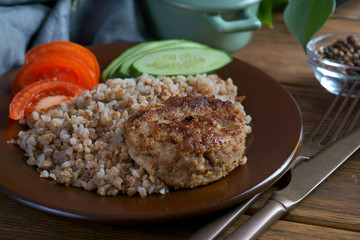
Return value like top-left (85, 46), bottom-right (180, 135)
top-left (258, 0), bottom-right (274, 28)
top-left (284, 0), bottom-right (335, 51)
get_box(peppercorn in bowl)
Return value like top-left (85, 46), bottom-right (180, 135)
top-left (307, 32), bottom-right (360, 96)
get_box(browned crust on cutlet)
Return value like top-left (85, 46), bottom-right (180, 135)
top-left (124, 95), bottom-right (248, 188)
top-left (127, 96), bottom-right (243, 153)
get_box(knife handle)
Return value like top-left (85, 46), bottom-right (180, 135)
top-left (225, 200), bottom-right (287, 240)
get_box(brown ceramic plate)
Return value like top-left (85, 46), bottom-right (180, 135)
top-left (0, 42), bottom-right (303, 224)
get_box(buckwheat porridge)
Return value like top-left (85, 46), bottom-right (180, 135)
top-left (10, 73), bottom-right (252, 198)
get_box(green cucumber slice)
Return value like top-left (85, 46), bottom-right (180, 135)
top-left (120, 39), bottom-right (187, 61)
top-left (119, 41), bottom-right (209, 77)
top-left (132, 48), bottom-right (232, 76)
top-left (101, 41), bottom-right (150, 82)
top-left (102, 39), bottom-right (187, 81)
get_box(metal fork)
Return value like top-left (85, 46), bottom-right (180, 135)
top-left (188, 81), bottom-right (360, 240)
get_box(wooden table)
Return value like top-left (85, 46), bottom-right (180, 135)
top-left (1, 2), bottom-right (360, 239)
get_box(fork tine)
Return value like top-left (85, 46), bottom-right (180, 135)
top-left (317, 81), bottom-right (357, 143)
top-left (345, 97), bottom-right (360, 134)
top-left (306, 82), bottom-right (347, 141)
top-left (328, 82), bottom-right (360, 142)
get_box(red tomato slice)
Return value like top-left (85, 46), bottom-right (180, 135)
top-left (9, 79), bottom-right (85, 120)
top-left (25, 41), bottom-right (100, 80)
top-left (12, 53), bottom-right (97, 94)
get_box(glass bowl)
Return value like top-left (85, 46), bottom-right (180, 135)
top-left (307, 32), bottom-right (360, 96)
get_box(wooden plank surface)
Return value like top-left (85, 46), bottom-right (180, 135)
top-left (217, 215), bottom-right (360, 240)
top-left (1, 1), bottom-right (360, 239)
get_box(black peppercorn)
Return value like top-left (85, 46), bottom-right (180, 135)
top-left (318, 34), bottom-right (360, 76)
top-left (347, 34), bottom-right (358, 46)
top-left (185, 116), bottom-right (194, 121)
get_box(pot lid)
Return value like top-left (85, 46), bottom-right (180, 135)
top-left (160, 0), bottom-right (262, 12)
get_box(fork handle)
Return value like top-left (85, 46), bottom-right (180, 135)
top-left (225, 200), bottom-right (287, 240)
top-left (187, 192), bottom-right (263, 240)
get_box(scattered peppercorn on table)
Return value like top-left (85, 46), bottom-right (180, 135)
top-left (1, 1), bottom-right (360, 239)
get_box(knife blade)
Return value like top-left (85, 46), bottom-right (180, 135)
top-left (225, 127), bottom-right (360, 240)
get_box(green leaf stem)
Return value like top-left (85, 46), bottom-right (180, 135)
top-left (258, 0), bottom-right (274, 28)
top-left (258, 0), bottom-right (289, 28)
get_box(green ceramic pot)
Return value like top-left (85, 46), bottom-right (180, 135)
top-left (142, 0), bottom-right (262, 52)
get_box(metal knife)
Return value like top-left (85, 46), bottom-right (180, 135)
top-left (225, 127), bottom-right (360, 240)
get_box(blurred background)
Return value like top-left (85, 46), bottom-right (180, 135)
top-left (0, 0), bottom-right (353, 76)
